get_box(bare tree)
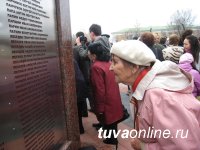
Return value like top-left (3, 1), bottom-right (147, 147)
top-left (168, 9), bottom-right (196, 36)
top-left (123, 20), bottom-right (141, 40)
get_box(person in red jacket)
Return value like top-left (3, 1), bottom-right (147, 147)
top-left (88, 42), bottom-right (123, 147)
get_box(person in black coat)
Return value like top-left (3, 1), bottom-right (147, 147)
top-left (74, 31), bottom-right (95, 113)
top-left (140, 32), bottom-right (164, 61)
top-left (73, 59), bottom-right (87, 134)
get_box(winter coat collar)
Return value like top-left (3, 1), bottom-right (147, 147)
top-left (132, 60), bottom-right (193, 100)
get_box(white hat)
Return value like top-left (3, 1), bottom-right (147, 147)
top-left (179, 53), bottom-right (194, 64)
top-left (111, 40), bottom-right (156, 66)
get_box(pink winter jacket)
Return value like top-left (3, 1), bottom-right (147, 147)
top-left (132, 60), bottom-right (200, 150)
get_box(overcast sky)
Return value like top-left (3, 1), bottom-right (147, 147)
top-left (69, 0), bottom-right (200, 35)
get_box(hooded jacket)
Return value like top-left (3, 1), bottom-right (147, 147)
top-left (162, 45), bottom-right (184, 64)
top-left (178, 53), bottom-right (200, 96)
top-left (132, 60), bottom-right (200, 150)
top-left (94, 36), bottom-right (111, 51)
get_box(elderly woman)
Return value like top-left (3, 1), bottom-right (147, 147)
top-left (109, 40), bottom-right (200, 150)
top-left (88, 42), bottom-right (123, 148)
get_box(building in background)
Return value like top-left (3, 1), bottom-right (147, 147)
top-left (112, 25), bottom-right (200, 42)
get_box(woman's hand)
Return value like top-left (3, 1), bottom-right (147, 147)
top-left (131, 138), bottom-right (142, 150)
top-left (130, 97), bottom-right (137, 105)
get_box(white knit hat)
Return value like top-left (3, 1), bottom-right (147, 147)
top-left (179, 53), bottom-right (194, 64)
top-left (111, 40), bottom-right (156, 66)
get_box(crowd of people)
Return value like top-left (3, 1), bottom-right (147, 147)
top-left (74, 24), bottom-right (200, 150)
top-left (74, 24), bottom-right (125, 150)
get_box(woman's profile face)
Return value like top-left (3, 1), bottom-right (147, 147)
top-left (183, 39), bottom-right (191, 53)
top-left (109, 55), bottom-right (134, 85)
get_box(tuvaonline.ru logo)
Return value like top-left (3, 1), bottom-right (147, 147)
top-left (98, 127), bottom-right (188, 139)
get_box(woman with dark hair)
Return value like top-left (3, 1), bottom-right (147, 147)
top-left (183, 35), bottom-right (200, 70)
top-left (88, 42), bottom-right (123, 148)
top-left (88, 42), bottom-right (110, 62)
top-left (179, 29), bottom-right (193, 46)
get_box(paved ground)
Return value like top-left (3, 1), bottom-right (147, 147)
top-left (119, 84), bottom-right (134, 128)
top-left (80, 84), bottom-right (134, 150)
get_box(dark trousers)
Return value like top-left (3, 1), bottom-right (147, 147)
top-left (87, 85), bottom-right (95, 111)
top-left (77, 102), bottom-right (84, 132)
top-left (79, 99), bottom-right (88, 117)
top-left (103, 122), bottom-right (118, 141)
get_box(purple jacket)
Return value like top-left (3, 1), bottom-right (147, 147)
top-left (132, 60), bottom-right (200, 150)
top-left (178, 53), bottom-right (200, 96)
